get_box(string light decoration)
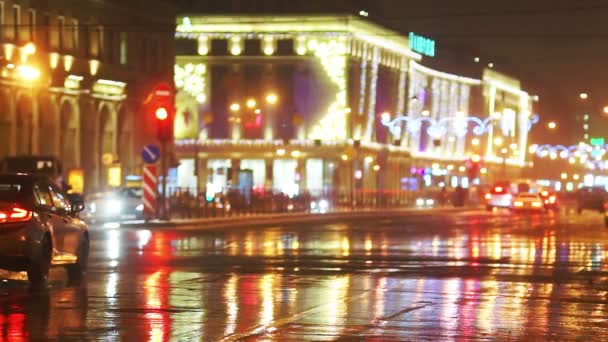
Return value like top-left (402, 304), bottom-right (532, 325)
top-left (308, 38), bottom-right (349, 140)
top-left (174, 63), bottom-right (207, 103)
top-left (381, 112), bottom-right (539, 139)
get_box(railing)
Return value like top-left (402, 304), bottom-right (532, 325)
top-left (160, 187), bottom-right (483, 219)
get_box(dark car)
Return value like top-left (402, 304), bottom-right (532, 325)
top-left (577, 186), bottom-right (607, 214)
top-left (0, 174), bottom-right (88, 285)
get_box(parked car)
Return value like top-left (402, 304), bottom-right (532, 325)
top-left (512, 192), bottom-right (545, 212)
top-left (0, 173), bottom-right (88, 285)
top-left (577, 186), bottom-right (607, 214)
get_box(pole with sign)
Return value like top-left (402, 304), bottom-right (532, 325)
top-left (147, 82), bottom-right (174, 220)
top-left (142, 164), bottom-right (157, 220)
top-left (142, 144), bottom-right (160, 219)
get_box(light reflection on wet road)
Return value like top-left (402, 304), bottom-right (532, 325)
top-left (2, 209), bottom-right (608, 340)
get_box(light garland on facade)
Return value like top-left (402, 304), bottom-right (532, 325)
top-left (363, 48), bottom-right (379, 141)
top-left (174, 63), bottom-right (207, 103)
top-left (382, 112), bottom-right (539, 139)
top-left (308, 38), bottom-right (349, 141)
top-left (531, 143), bottom-right (608, 169)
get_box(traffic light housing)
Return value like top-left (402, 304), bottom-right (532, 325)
top-left (467, 154), bottom-right (482, 180)
top-left (155, 105), bottom-right (172, 141)
top-left (148, 83), bottom-right (174, 142)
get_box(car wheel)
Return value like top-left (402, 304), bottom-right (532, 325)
top-left (28, 236), bottom-right (52, 287)
top-left (486, 205), bottom-right (493, 212)
top-left (66, 236), bottom-right (89, 286)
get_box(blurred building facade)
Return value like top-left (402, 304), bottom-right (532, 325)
top-left (0, 0), bottom-right (175, 192)
top-left (173, 15), bottom-right (535, 203)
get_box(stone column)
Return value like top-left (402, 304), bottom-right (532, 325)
top-left (296, 158), bottom-right (306, 194)
top-left (30, 89), bottom-right (39, 154)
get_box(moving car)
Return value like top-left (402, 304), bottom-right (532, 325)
top-left (576, 186), bottom-right (607, 214)
top-left (512, 193), bottom-right (544, 211)
top-left (485, 183), bottom-right (513, 211)
top-left (539, 190), bottom-right (559, 211)
top-left (82, 187), bottom-right (143, 223)
top-left (0, 173), bottom-right (89, 285)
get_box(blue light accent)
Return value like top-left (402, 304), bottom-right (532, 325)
top-left (409, 32), bottom-right (435, 57)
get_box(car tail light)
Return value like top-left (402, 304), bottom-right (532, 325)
top-left (514, 201), bottom-right (524, 207)
top-left (532, 201), bottom-right (543, 208)
top-left (0, 206), bottom-right (33, 224)
top-left (494, 186), bottom-right (503, 193)
top-left (485, 193), bottom-right (492, 200)
top-left (549, 196), bottom-right (556, 204)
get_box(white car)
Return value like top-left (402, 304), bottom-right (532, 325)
top-left (512, 193), bottom-right (544, 211)
top-left (485, 185), bottom-right (513, 211)
top-left (82, 188), bottom-right (143, 222)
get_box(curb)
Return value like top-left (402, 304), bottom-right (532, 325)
top-left (114, 206), bottom-right (481, 231)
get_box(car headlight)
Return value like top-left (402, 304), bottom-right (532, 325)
top-left (310, 201), bottom-right (317, 210)
top-left (319, 199), bottom-right (329, 209)
top-left (105, 199), bottom-right (123, 214)
top-left (416, 198), bottom-right (424, 206)
top-left (425, 199), bottom-right (434, 206)
top-left (136, 204), bottom-right (144, 211)
top-left (90, 203), bottom-right (96, 213)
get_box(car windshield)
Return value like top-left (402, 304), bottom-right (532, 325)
top-left (121, 188), bottom-right (142, 198)
top-left (0, 182), bottom-right (24, 201)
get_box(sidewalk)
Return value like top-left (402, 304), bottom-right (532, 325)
top-left (117, 206), bottom-right (482, 231)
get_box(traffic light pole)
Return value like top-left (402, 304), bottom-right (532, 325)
top-left (160, 140), bottom-right (168, 220)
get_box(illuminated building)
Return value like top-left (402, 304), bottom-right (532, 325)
top-left (174, 15), bottom-right (534, 197)
top-left (0, 0), bottom-right (175, 192)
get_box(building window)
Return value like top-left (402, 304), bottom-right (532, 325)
top-left (57, 17), bottom-right (64, 50)
top-left (105, 28), bottom-right (113, 62)
top-left (12, 5), bottom-right (20, 41)
top-left (43, 14), bottom-right (52, 50)
top-left (0, 2), bottom-right (5, 41)
top-left (71, 19), bottom-right (78, 52)
top-left (90, 25), bottom-right (102, 58)
top-left (119, 31), bottom-right (127, 65)
top-left (27, 9), bottom-right (35, 42)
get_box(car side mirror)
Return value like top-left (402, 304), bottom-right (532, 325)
top-left (71, 200), bottom-right (85, 213)
top-left (67, 194), bottom-right (85, 213)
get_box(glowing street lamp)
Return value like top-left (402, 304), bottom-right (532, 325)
top-left (603, 106), bottom-right (608, 115)
top-left (561, 173), bottom-right (568, 180)
top-left (23, 42), bottom-right (36, 55)
top-left (493, 137), bottom-right (504, 147)
top-left (579, 93), bottom-right (588, 100)
top-left (230, 103), bottom-right (240, 112)
top-left (547, 121), bottom-right (557, 130)
top-left (246, 98), bottom-right (257, 109)
top-left (471, 138), bottom-right (480, 146)
top-left (17, 65), bottom-right (40, 81)
top-left (265, 93), bottom-right (278, 105)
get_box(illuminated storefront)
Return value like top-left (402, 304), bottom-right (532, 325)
top-left (173, 15), bottom-right (535, 197)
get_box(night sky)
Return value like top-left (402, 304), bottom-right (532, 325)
top-left (177, 0), bottom-right (608, 145)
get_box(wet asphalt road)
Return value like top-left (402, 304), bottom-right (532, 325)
top-left (2, 208), bottom-right (608, 341)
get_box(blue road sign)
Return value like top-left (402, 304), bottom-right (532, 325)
top-left (142, 144), bottom-right (160, 164)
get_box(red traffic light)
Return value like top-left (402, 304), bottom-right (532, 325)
top-left (155, 107), bottom-right (169, 121)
